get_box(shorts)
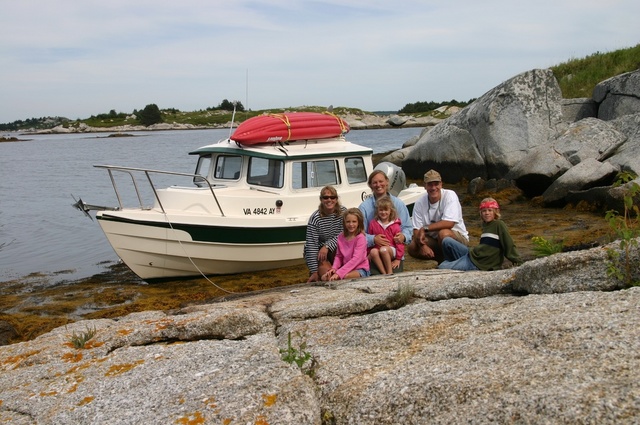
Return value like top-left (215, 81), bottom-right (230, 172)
top-left (357, 268), bottom-right (371, 278)
top-left (452, 230), bottom-right (469, 246)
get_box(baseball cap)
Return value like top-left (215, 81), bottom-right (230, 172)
top-left (424, 169), bottom-right (442, 183)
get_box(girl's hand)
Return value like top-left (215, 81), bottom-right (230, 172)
top-left (329, 273), bottom-right (341, 281)
top-left (391, 259), bottom-right (401, 269)
top-left (322, 269), bottom-right (336, 281)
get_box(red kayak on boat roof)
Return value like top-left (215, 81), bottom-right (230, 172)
top-left (231, 112), bottom-right (350, 145)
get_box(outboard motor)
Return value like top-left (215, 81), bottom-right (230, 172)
top-left (374, 162), bottom-right (406, 196)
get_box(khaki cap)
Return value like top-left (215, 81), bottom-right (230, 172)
top-left (424, 169), bottom-right (442, 183)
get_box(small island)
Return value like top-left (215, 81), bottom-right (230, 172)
top-left (1, 135), bottom-right (30, 143)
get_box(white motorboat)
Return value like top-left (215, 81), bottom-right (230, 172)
top-left (78, 113), bottom-right (424, 281)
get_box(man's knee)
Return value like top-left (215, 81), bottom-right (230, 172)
top-left (438, 229), bottom-right (454, 242)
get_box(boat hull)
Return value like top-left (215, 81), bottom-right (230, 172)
top-left (97, 212), bottom-right (308, 280)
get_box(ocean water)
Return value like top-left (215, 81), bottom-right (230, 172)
top-left (0, 127), bottom-right (425, 283)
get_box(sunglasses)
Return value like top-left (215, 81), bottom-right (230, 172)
top-left (321, 196), bottom-right (337, 200)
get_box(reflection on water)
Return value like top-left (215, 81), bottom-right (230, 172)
top-left (0, 127), bottom-right (425, 283)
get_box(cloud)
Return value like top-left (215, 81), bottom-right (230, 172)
top-left (1, 0), bottom-right (638, 122)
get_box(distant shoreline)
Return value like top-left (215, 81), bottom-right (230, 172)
top-left (17, 123), bottom-right (428, 136)
top-left (12, 112), bottom-right (441, 136)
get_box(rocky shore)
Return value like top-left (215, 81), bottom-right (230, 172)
top-left (1, 239), bottom-right (638, 424)
top-left (21, 109), bottom-right (453, 135)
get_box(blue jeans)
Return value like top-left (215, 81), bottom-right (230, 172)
top-left (438, 237), bottom-right (479, 271)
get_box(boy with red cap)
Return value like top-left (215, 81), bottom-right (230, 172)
top-left (438, 197), bottom-right (522, 271)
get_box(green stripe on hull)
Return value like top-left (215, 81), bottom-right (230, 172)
top-left (98, 214), bottom-right (307, 244)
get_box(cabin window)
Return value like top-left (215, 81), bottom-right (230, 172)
top-left (214, 155), bottom-right (242, 180)
top-left (247, 157), bottom-right (284, 188)
top-left (194, 155), bottom-right (212, 186)
top-left (292, 159), bottom-right (339, 189)
top-left (345, 157), bottom-right (367, 184)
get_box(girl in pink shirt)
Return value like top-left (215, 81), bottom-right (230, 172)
top-left (367, 196), bottom-right (404, 274)
top-left (322, 208), bottom-right (370, 281)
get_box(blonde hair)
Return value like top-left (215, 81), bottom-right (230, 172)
top-left (375, 196), bottom-right (397, 221)
top-left (367, 169), bottom-right (389, 188)
top-left (318, 185), bottom-right (343, 217)
top-left (479, 197), bottom-right (501, 219)
top-left (343, 208), bottom-right (365, 235)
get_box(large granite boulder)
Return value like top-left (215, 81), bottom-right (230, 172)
top-left (594, 69), bottom-right (640, 120)
top-left (387, 115), bottom-right (410, 126)
top-left (502, 143), bottom-right (573, 197)
top-left (563, 113), bottom-right (640, 209)
top-left (607, 113), bottom-right (640, 175)
top-left (397, 68), bottom-right (640, 207)
top-left (541, 158), bottom-right (619, 206)
top-left (402, 69), bottom-right (564, 182)
top-left (551, 117), bottom-right (627, 165)
top-left (379, 146), bottom-right (413, 166)
top-left (561, 97), bottom-right (597, 122)
top-left (506, 117), bottom-right (626, 197)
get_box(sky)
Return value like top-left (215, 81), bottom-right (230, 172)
top-left (1, 0), bottom-right (638, 123)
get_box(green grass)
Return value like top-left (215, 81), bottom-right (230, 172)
top-left (69, 326), bottom-right (97, 349)
top-left (386, 283), bottom-right (415, 309)
top-left (551, 43), bottom-right (640, 98)
top-left (531, 236), bottom-right (564, 258)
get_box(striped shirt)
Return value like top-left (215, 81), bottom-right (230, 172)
top-left (304, 206), bottom-right (347, 273)
top-left (469, 219), bottom-right (522, 270)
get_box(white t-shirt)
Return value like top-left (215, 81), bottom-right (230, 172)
top-left (411, 188), bottom-right (468, 240)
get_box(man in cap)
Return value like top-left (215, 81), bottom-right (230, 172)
top-left (407, 169), bottom-right (469, 263)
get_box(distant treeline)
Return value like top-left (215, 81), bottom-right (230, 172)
top-left (0, 116), bottom-right (71, 132)
top-left (206, 99), bottom-right (245, 113)
top-left (0, 99), bottom-right (245, 131)
top-left (398, 99), bottom-right (475, 114)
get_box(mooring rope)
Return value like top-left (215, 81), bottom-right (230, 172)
top-left (159, 210), bottom-right (239, 294)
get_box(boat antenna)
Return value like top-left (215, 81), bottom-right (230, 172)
top-left (228, 102), bottom-right (237, 140)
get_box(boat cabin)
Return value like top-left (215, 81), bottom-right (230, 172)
top-left (189, 137), bottom-right (374, 194)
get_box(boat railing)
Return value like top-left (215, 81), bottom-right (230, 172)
top-left (94, 164), bottom-right (225, 216)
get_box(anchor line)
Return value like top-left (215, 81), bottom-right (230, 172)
top-left (159, 210), bottom-right (239, 294)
